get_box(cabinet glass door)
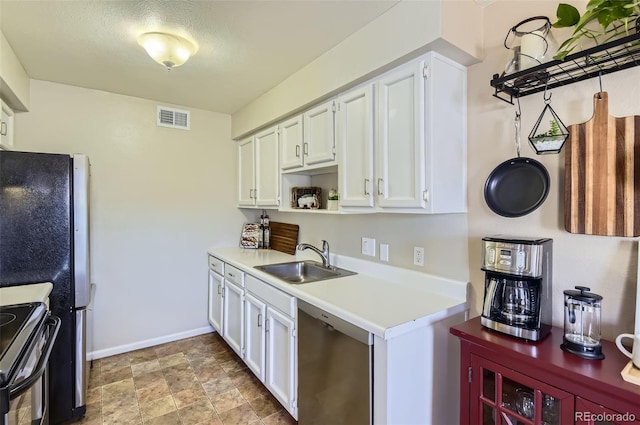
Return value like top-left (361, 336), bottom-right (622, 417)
top-left (472, 355), bottom-right (573, 425)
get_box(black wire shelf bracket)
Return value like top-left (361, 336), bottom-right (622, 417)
top-left (490, 30), bottom-right (640, 104)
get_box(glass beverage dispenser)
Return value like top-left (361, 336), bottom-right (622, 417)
top-left (561, 286), bottom-right (604, 360)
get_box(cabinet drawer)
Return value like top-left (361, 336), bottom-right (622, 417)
top-left (245, 274), bottom-right (296, 317)
top-left (225, 264), bottom-right (244, 286)
top-left (208, 256), bottom-right (224, 275)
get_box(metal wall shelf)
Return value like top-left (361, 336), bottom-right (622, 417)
top-left (490, 30), bottom-right (640, 104)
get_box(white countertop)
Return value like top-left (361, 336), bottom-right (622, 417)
top-left (208, 247), bottom-right (468, 340)
top-left (0, 282), bottom-right (54, 307)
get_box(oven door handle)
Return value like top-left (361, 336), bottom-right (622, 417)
top-left (9, 316), bottom-right (61, 399)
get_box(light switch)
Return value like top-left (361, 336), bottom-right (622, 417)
top-left (361, 237), bottom-right (376, 257)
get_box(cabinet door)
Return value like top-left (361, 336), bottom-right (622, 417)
top-left (0, 100), bottom-right (14, 151)
top-left (238, 137), bottom-right (256, 206)
top-left (575, 397), bottom-right (640, 424)
top-left (376, 61), bottom-right (426, 208)
top-left (337, 85), bottom-right (374, 207)
top-left (303, 100), bottom-right (335, 166)
top-left (244, 292), bottom-right (267, 382)
top-left (222, 280), bottom-right (244, 357)
top-left (207, 269), bottom-right (224, 333)
top-left (266, 307), bottom-right (296, 416)
top-left (280, 115), bottom-right (304, 170)
top-left (470, 354), bottom-right (574, 425)
top-left (254, 126), bottom-right (280, 207)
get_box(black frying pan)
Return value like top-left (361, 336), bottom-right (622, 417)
top-left (484, 157), bottom-right (550, 217)
top-left (484, 113), bottom-right (550, 217)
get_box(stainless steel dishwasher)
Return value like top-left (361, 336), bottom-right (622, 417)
top-left (298, 300), bottom-right (373, 425)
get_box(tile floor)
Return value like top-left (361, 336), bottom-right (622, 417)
top-left (75, 332), bottom-right (297, 425)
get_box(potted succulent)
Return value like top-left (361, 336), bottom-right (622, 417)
top-left (327, 188), bottom-right (339, 211)
top-left (552, 1), bottom-right (640, 60)
top-left (529, 119), bottom-right (568, 153)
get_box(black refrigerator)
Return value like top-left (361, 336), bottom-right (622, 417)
top-left (0, 150), bottom-right (91, 423)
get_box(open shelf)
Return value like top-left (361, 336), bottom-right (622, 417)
top-left (490, 30), bottom-right (640, 104)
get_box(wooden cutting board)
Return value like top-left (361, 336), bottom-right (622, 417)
top-left (565, 92), bottom-right (640, 236)
top-left (269, 222), bottom-right (299, 255)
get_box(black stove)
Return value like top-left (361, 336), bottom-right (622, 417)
top-left (0, 303), bottom-right (47, 385)
top-left (0, 302), bottom-right (60, 424)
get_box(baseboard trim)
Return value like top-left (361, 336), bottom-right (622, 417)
top-left (89, 326), bottom-right (217, 360)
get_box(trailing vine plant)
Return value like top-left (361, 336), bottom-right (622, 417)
top-left (552, 0), bottom-right (640, 60)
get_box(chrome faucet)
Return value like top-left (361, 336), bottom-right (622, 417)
top-left (297, 240), bottom-right (331, 268)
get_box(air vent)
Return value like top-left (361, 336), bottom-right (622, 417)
top-left (157, 106), bottom-right (190, 130)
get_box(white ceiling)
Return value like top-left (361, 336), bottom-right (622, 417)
top-left (0, 0), bottom-right (398, 114)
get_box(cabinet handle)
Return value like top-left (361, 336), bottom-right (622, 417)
top-left (217, 284), bottom-right (221, 295)
top-left (295, 145), bottom-right (300, 158)
top-left (364, 178), bottom-right (370, 195)
top-left (258, 313), bottom-right (262, 327)
top-left (377, 178), bottom-right (384, 196)
top-left (303, 143), bottom-right (308, 156)
top-left (0, 122), bottom-right (6, 136)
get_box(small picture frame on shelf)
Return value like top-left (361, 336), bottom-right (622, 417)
top-left (291, 187), bottom-right (322, 209)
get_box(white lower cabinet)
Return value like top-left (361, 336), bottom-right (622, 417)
top-left (208, 269), bottom-right (224, 333)
top-left (244, 292), bottom-right (266, 381)
top-left (265, 307), bottom-right (296, 415)
top-left (244, 274), bottom-right (297, 419)
top-left (208, 258), bottom-right (297, 419)
top-left (222, 279), bottom-right (244, 357)
top-left (208, 256), bottom-right (225, 333)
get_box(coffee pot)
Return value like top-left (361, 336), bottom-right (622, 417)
top-left (561, 286), bottom-right (604, 360)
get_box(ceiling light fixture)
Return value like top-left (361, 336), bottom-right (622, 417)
top-left (137, 32), bottom-right (198, 70)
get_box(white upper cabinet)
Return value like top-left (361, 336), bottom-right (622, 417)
top-left (237, 126), bottom-right (280, 208)
top-left (337, 85), bottom-right (374, 207)
top-left (238, 137), bottom-right (255, 206)
top-left (376, 60), bottom-right (426, 209)
top-left (280, 115), bottom-right (304, 170)
top-left (255, 126), bottom-right (280, 206)
top-left (338, 52), bottom-right (467, 214)
top-left (280, 101), bottom-right (336, 172)
top-left (0, 100), bottom-right (15, 151)
top-left (237, 51), bottom-right (466, 214)
top-left (303, 100), bottom-right (336, 167)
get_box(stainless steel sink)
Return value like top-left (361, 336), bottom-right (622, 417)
top-left (254, 260), bottom-right (356, 284)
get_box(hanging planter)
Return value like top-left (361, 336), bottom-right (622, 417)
top-left (528, 92), bottom-right (569, 154)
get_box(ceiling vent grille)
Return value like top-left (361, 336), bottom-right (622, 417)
top-left (157, 106), bottom-right (190, 130)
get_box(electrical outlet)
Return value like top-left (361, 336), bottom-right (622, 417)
top-left (380, 243), bottom-right (389, 262)
top-left (362, 237), bottom-right (376, 257)
top-left (413, 246), bottom-right (425, 266)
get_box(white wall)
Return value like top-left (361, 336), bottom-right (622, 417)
top-left (231, 0), bottom-right (483, 139)
top-left (469, 1), bottom-right (640, 339)
top-left (14, 80), bottom-right (245, 357)
top-left (258, 211), bottom-right (470, 283)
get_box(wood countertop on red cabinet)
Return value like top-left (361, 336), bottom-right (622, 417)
top-left (450, 317), bottom-right (640, 422)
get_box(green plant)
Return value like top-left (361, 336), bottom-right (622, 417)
top-left (552, 0), bottom-right (640, 60)
top-left (328, 188), bottom-right (339, 201)
top-left (533, 120), bottom-right (563, 139)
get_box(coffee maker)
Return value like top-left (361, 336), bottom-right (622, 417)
top-left (481, 236), bottom-right (553, 341)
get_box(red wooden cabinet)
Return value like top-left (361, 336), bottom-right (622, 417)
top-left (451, 317), bottom-right (640, 425)
top-left (470, 354), bottom-right (574, 424)
top-left (575, 398), bottom-right (638, 425)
